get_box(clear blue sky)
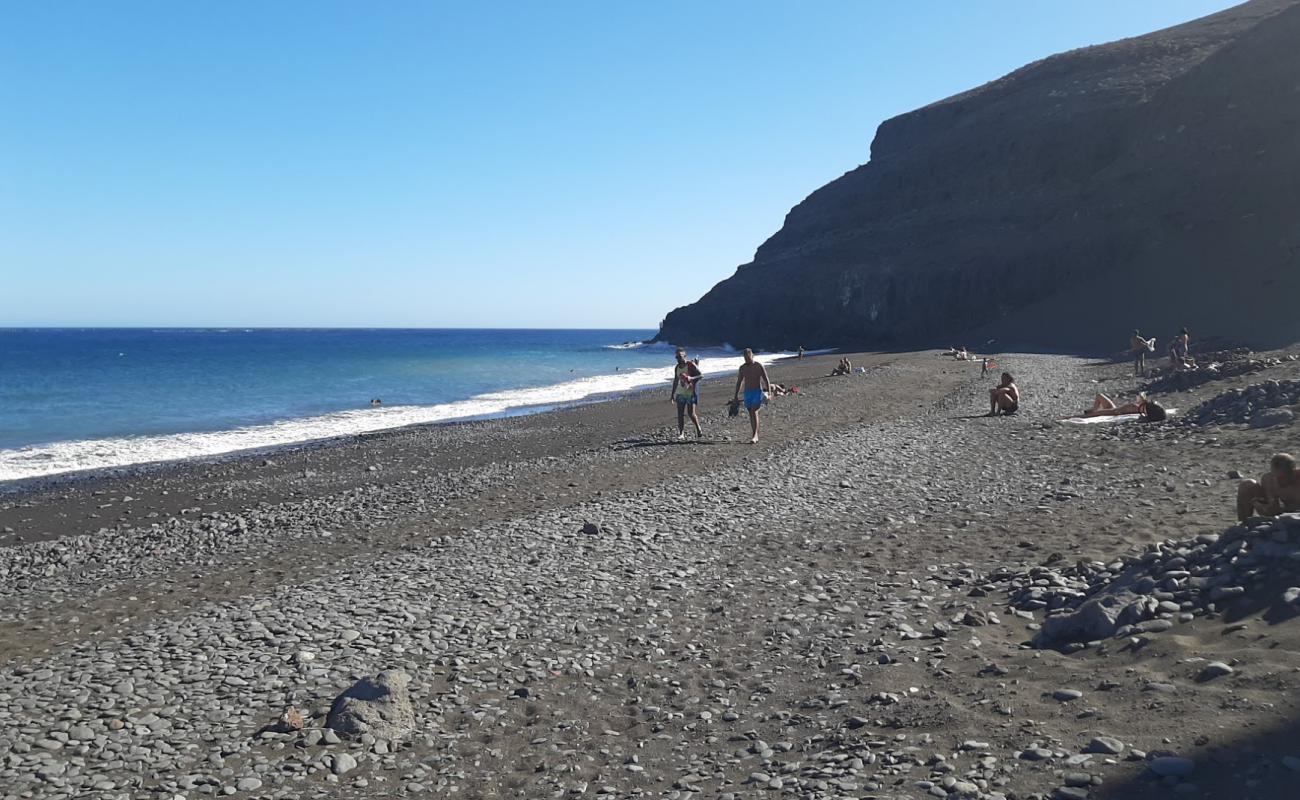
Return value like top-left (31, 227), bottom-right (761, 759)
top-left (1, 1), bottom-right (1236, 329)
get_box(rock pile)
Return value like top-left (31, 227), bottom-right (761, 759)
top-left (1184, 379), bottom-right (1300, 428)
top-left (1000, 513), bottom-right (1300, 648)
top-left (1142, 351), bottom-right (1284, 393)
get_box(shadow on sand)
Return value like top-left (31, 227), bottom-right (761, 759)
top-left (610, 438), bottom-right (722, 451)
top-left (1095, 713), bottom-right (1300, 799)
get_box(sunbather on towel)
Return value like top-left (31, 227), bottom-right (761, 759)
top-left (1065, 393), bottom-right (1167, 422)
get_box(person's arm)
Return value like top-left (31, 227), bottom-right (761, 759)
top-left (760, 365), bottom-right (771, 393)
top-left (733, 369), bottom-right (743, 399)
top-left (670, 370), bottom-right (680, 399)
top-left (1010, 385), bottom-right (1020, 403)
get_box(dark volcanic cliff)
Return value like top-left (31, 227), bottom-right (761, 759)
top-left (656, 0), bottom-right (1300, 353)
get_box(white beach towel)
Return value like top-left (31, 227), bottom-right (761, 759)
top-left (1059, 408), bottom-right (1178, 425)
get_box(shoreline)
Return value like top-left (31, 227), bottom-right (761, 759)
top-left (0, 349), bottom-right (801, 489)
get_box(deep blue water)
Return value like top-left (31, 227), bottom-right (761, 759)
top-left (1, 328), bottom-right (756, 480)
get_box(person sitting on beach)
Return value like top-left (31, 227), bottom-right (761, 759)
top-left (988, 372), bottom-right (1019, 416)
top-left (830, 357), bottom-right (852, 376)
top-left (671, 348), bottom-right (703, 439)
top-left (733, 348), bottom-right (771, 444)
top-left (1236, 453), bottom-right (1300, 522)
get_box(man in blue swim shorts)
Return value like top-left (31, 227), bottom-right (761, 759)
top-left (732, 348), bottom-right (772, 444)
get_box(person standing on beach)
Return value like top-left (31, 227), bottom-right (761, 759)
top-left (671, 348), bottom-right (703, 439)
top-left (733, 349), bottom-right (771, 444)
top-left (1169, 327), bottom-right (1192, 369)
top-left (1130, 329), bottom-right (1151, 376)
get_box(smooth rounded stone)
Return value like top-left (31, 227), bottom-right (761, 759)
top-left (1063, 771), bottom-right (1092, 787)
top-left (1053, 689), bottom-right (1084, 702)
top-left (1085, 736), bottom-right (1124, 755)
top-left (1136, 619), bottom-right (1173, 633)
top-left (1149, 756), bottom-right (1195, 778)
top-left (332, 752), bottom-right (358, 775)
top-left (1055, 788), bottom-right (1089, 800)
top-left (1199, 661), bottom-right (1234, 680)
top-left (235, 778), bottom-right (263, 791)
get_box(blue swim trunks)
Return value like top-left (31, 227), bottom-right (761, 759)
top-left (675, 392), bottom-right (698, 407)
top-left (743, 388), bottom-right (764, 410)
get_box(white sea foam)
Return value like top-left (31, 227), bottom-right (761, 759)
top-left (0, 352), bottom-right (789, 483)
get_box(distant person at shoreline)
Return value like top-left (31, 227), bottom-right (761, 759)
top-left (733, 349), bottom-right (771, 444)
top-left (981, 357), bottom-right (990, 378)
top-left (1237, 453), bottom-right (1300, 522)
top-left (1169, 327), bottom-right (1192, 369)
top-left (369, 398), bottom-right (382, 407)
top-left (1131, 329), bottom-right (1154, 376)
top-left (798, 346), bottom-right (805, 360)
top-left (671, 348), bottom-right (703, 439)
top-left (988, 372), bottom-right (1019, 416)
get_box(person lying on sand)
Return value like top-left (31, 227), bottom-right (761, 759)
top-left (1237, 453), bottom-right (1300, 521)
top-left (1080, 393), bottom-right (1145, 417)
top-left (988, 372), bottom-right (1019, 416)
top-left (1058, 393), bottom-right (1168, 423)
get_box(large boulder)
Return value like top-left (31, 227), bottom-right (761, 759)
top-left (326, 669), bottom-right (416, 741)
top-left (1037, 596), bottom-right (1127, 646)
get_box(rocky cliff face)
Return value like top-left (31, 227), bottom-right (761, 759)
top-left (655, 0), bottom-right (1300, 353)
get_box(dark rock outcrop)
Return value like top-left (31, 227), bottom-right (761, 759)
top-left (656, 0), bottom-right (1300, 353)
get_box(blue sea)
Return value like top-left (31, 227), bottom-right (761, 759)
top-left (0, 328), bottom-right (777, 482)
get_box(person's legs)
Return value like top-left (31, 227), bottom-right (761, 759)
top-left (1237, 479), bottom-right (1266, 521)
top-left (747, 407), bottom-right (759, 443)
top-left (688, 403), bottom-right (702, 437)
top-left (989, 388), bottom-right (1000, 415)
top-left (676, 401), bottom-right (686, 438)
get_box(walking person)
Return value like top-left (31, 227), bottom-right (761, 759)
top-left (671, 348), bottom-right (703, 439)
top-left (732, 348), bottom-right (771, 444)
